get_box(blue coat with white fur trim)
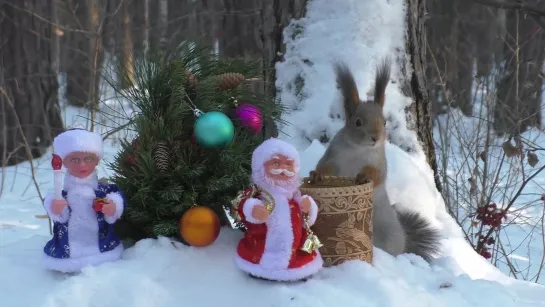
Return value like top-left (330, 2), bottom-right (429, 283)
top-left (43, 183), bottom-right (125, 259)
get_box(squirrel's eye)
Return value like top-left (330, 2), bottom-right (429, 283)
top-left (355, 119), bottom-right (363, 127)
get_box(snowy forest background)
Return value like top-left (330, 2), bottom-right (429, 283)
top-left (2, 0), bottom-right (545, 285)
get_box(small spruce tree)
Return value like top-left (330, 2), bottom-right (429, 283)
top-left (107, 43), bottom-right (282, 241)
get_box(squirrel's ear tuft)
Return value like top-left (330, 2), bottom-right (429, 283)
top-left (374, 57), bottom-right (391, 109)
top-left (334, 62), bottom-right (360, 121)
top-left (351, 87), bottom-right (360, 107)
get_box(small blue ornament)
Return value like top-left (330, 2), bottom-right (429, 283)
top-left (194, 111), bottom-right (235, 149)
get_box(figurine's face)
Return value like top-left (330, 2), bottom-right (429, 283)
top-left (264, 154), bottom-right (296, 182)
top-left (64, 151), bottom-right (99, 178)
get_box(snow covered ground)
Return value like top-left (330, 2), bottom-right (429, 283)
top-left (1, 135), bottom-right (545, 306)
top-left (2, 0), bottom-right (545, 305)
top-left (2, 232), bottom-right (545, 307)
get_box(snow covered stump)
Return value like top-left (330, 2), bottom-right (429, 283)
top-left (300, 176), bottom-right (373, 267)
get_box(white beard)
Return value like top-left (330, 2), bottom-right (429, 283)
top-left (63, 171), bottom-right (100, 258)
top-left (251, 165), bottom-right (301, 198)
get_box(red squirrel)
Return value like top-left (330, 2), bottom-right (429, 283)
top-left (311, 59), bottom-right (441, 262)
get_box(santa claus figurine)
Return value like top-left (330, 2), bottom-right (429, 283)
top-left (233, 138), bottom-right (323, 282)
top-left (42, 128), bottom-right (125, 273)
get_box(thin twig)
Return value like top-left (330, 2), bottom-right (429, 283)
top-left (481, 164), bottom-right (545, 249)
top-left (535, 213), bottom-right (545, 282)
top-left (498, 233), bottom-right (520, 279)
top-left (0, 87), bottom-right (52, 234)
top-left (102, 119), bottom-right (134, 141)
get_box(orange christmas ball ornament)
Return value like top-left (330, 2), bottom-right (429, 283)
top-left (179, 206), bottom-right (221, 247)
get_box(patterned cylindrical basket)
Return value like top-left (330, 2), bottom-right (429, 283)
top-left (300, 176), bottom-right (373, 267)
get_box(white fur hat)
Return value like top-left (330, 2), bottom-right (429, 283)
top-left (251, 138), bottom-right (300, 172)
top-left (53, 128), bottom-right (104, 160)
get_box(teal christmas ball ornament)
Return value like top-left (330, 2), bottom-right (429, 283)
top-left (194, 111), bottom-right (235, 148)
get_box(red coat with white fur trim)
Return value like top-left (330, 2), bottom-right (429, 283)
top-left (235, 187), bottom-right (321, 280)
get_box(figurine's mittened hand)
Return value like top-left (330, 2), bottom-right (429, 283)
top-left (51, 199), bottom-right (68, 214)
top-left (251, 205), bottom-right (269, 222)
top-left (300, 197), bottom-right (311, 213)
top-left (101, 200), bottom-right (116, 217)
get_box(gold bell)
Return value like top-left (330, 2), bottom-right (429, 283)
top-left (301, 236), bottom-right (315, 254)
top-left (310, 234), bottom-right (323, 249)
top-left (299, 213), bottom-right (323, 254)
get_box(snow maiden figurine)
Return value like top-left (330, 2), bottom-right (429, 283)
top-left (43, 128), bottom-right (125, 273)
top-left (232, 138), bottom-right (323, 282)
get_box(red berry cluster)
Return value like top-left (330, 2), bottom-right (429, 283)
top-left (476, 203), bottom-right (506, 229)
top-left (479, 247), bottom-right (492, 259)
top-left (474, 203), bottom-right (507, 260)
top-left (478, 235), bottom-right (495, 246)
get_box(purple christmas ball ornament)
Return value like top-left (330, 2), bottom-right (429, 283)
top-left (235, 103), bottom-right (263, 134)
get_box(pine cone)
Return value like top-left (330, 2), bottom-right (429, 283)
top-left (217, 73), bottom-right (245, 90)
top-left (154, 141), bottom-right (170, 173)
top-left (186, 71), bottom-right (198, 88)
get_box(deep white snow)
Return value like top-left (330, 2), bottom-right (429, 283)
top-left (1, 0), bottom-right (545, 305)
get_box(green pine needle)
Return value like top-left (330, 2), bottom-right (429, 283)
top-left (106, 43), bottom-right (283, 241)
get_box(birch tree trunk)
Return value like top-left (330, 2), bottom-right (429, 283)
top-left (121, 0), bottom-right (134, 89)
top-left (102, 0), bottom-right (119, 56)
top-left (51, 0), bottom-right (62, 76)
top-left (401, 0), bottom-right (442, 191)
top-left (0, 0), bottom-right (64, 166)
top-left (62, 1), bottom-right (90, 107)
top-left (87, 0), bottom-right (103, 131)
top-left (143, 0), bottom-right (149, 54)
top-left (158, 0), bottom-right (168, 48)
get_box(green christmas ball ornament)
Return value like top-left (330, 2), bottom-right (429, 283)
top-left (194, 111), bottom-right (235, 148)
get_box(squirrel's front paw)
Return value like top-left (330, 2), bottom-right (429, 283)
top-left (355, 172), bottom-right (369, 185)
top-left (357, 166), bottom-right (380, 186)
top-left (309, 170), bottom-right (324, 184)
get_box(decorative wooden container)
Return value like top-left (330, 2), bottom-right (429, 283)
top-left (300, 176), bottom-right (373, 267)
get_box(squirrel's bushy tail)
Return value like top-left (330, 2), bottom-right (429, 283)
top-left (396, 209), bottom-right (442, 262)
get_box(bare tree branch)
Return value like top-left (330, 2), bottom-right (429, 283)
top-left (475, 0), bottom-right (545, 16)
